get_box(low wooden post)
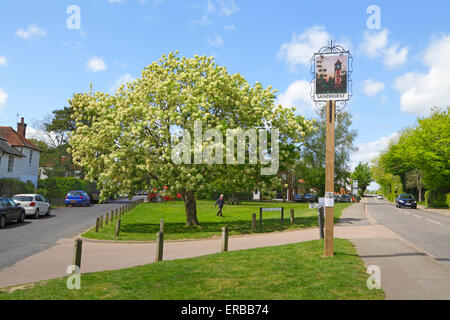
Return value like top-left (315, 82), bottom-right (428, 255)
top-left (105, 212), bottom-right (109, 225)
top-left (281, 207), bottom-right (284, 225)
top-left (115, 219), bottom-right (121, 239)
top-left (115, 208), bottom-right (118, 219)
top-left (111, 210), bottom-right (115, 221)
top-left (222, 226), bottom-right (229, 252)
top-left (156, 232), bottom-right (164, 262)
top-left (73, 238), bottom-right (82, 272)
top-left (252, 213), bottom-right (257, 232)
top-left (95, 217), bottom-right (100, 232)
top-left (259, 208), bottom-right (263, 231)
top-left (290, 209), bottom-right (295, 224)
top-left (160, 219), bottom-right (165, 233)
top-left (99, 215), bottom-right (104, 229)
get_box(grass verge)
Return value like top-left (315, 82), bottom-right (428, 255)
top-left (82, 201), bottom-right (351, 241)
top-left (0, 239), bottom-right (384, 300)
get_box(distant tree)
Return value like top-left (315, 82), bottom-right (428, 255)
top-left (352, 162), bottom-right (372, 195)
top-left (295, 110), bottom-right (358, 195)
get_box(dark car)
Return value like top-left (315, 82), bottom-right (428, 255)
top-left (0, 197), bottom-right (26, 228)
top-left (293, 194), bottom-right (304, 202)
top-left (89, 191), bottom-right (101, 204)
top-left (339, 195), bottom-right (352, 203)
top-left (396, 194), bottom-right (417, 209)
top-left (304, 194), bottom-right (317, 203)
top-left (65, 191), bottom-right (91, 207)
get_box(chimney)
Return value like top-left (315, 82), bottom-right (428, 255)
top-left (17, 117), bottom-right (27, 138)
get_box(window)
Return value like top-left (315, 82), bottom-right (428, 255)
top-left (7, 155), bottom-right (14, 172)
top-left (29, 150), bottom-right (33, 164)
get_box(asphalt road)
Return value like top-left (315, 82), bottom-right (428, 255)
top-left (366, 196), bottom-right (450, 268)
top-left (0, 198), bottom-right (142, 270)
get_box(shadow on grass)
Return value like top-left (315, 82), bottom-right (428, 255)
top-left (119, 216), bottom-right (320, 236)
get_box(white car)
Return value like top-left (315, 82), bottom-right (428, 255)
top-left (12, 194), bottom-right (51, 219)
top-left (377, 195), bottom-right (383, 200)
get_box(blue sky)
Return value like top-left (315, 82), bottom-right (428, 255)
top-left (1, 0), bottom-right (449, 180)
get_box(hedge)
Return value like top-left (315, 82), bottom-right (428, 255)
top-left (38, 177), bottom-right (97, 199)
top-left (0, 178), bottom-right (36, 197)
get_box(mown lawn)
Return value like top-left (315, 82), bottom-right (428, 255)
top-left (0, 239), bottom-right (384, 300)
top-left (82, 201), bottom-right (351, 241)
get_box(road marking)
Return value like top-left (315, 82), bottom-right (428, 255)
top-left (427, 219), bottom-right (442, 225)
top-left (413, 214), bottom-right (423, 219)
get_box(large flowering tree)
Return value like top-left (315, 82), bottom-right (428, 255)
top-left (69, 52), bottom-right (313, 226)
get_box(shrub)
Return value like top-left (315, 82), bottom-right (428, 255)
top-left (447, 193), bottom-right (450, 208)
top-left (0, 178), bottom-right (36, 197)
top-left (424, 190), bottom-right (431, 208)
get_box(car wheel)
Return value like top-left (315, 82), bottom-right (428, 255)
top-left (34, 209), bottom-right (40, 219)
top-left (18, 212), bottom-right (25, 223)
top-left (46, 207), bottom-right (51, 216)
top-left (0, 216), bottom-right (6, 228)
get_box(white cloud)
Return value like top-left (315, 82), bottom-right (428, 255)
top-left (217, 0), bottom-right (239, 16)
top-left (108, 0), bottom-right (125, 3)
top-left (224, 24), bottom-right (235, 30)
top-left (0, 57), bottom-right (6, 67)
top-left (111, 73), bottom-right (136, 92)
top-left (362, 79), bottom-right (385, 97)
top-left (360, 29), bottom-right (409, 69)
top-left (207, 34), bottom-right (224, 47)
top-left (394, 35), bottom-right (450, 115)
top-left (15, 24), bottom-right (46, 41)
top-left (351, 132), bottom-right (399, 169)
top-left (278, 26), bottom-right (331, 71)
top-left (276, 80), bottom-right (315, 113)
top-left (0, 88), bottom-right (8, 115)
top-left (87, 56), bottom-right (107, 72)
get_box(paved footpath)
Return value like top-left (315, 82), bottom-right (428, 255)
top-left (1, 203), bottom-right (450, 300)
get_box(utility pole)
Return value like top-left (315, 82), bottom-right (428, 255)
top-left (324, 99), bottom-right (336, 257)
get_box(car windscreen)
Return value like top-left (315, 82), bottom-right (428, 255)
top-left (68, 192), bottom-right (83, 197)
top-left (400, 195), bottom-right (414, 200)
top-left (13, 196), bottom-right (34, 202)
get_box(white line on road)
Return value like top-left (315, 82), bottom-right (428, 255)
top-left (413, 214), bottom-right (423, 218)
top-left (427, 219), bottom-right (442, 225)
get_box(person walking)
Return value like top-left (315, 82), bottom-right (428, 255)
top-left (215, 194), bottom-right (225, 217)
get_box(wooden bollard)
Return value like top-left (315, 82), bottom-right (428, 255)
top-left (160, 219), bottom-right (165, 233)
top-left (105, 212), bottom-right (109, 225)
top-left (115, 219), bottom-right (121, 238)
top-left (290, 209), bottom-right (295, 224)
top-left (73, 238), bottom-right (83, 272)
top-left (95, 217), bottom-right (100, 232)
top-left (252, 213), bottom-right (257, 232)
top-left (115, 208), bottom-right (118, 219)
top-left (156, 232), bottom-right (164, 262)
top-left (281, 208), bottom-right (284, 225)
top-left (111, 210), bottom-right (115, 221)
top-left (99, 215), bottom-right (104, 229)
top-left (222, 226), bottom-right (229, 252)
top-left (259, 211), bottom-right (263, 231)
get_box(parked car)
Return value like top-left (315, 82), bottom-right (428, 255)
top-left (396, 194), bottom-right (417, 209)
top-left (334, 194), bottom-right (341, 203)
top-left (65, 191), bottom-right (91, 207)
top-left (304, 194), bottom-right (318, 203)
top-left (89, 191), bottom-right (101, 204)
top-left (293, 194), bottom-right (304, 202)
top-left (377, 195), bottom-right (383, 200)
top-left (339, 195), bottom-right (352, 203)
top-left (0, 197), bottom-right (26, 228)
top-left (12, 194), bottom-right (51, 219)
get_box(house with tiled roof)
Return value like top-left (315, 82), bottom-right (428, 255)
top-left (0, 118), bottom-right (41, 186)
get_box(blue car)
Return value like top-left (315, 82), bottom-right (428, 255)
top-left (293, 194), bottom-right (304, 202)
top-left (65, 191), bottom-right (91, 207)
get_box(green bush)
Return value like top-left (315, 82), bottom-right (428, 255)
top-left (447, 193), bottom-right (450, 208)
top-left (424, 190), bottom-right (431, 208)
top-left (0, 178), bottom-right (36, 197)
top-left (38, 177), bottom-right (96, 199)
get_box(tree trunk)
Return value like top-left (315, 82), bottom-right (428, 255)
top-left (183, 191), bottom-right (199, 226)
top-left (418, 174), bottom-right (422, 202)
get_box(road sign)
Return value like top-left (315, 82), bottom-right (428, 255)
top-left (353, 180), bottom-right (358, 189)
